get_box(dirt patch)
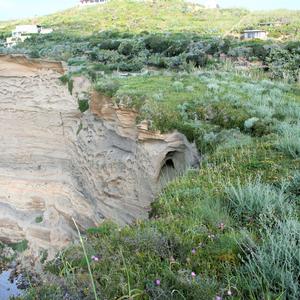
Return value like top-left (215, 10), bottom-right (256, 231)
top-left (0, 54), bottom-right (65, 76)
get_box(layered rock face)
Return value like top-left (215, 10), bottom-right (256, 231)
top-left (0, 55), bottom-right (199, 256)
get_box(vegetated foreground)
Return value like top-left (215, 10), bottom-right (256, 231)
top-left (18, 70), bottom-right (299, 300)
top-left (0, 1), bottom-right (299, 300)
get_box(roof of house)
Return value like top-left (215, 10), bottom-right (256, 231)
top-left (243, 30), bottom-right (267, 33)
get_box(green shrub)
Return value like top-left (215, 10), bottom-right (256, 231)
top-left (277, 134), bottom-right (300, 159)
top-left (144, 34), bottom-right (172, 53)
top-left (117, 40), bottom-right (134, 56)
top-left (114, 90), bottom-right (147, 109)
top-left (35, 216), bottom-right (43, 223)
top-left (285, 171), bottom-right (300, 197)
top-left (267, 46), bottom-right (300, 82)
top-left (118, 58), bottom-right (144, 72)
top-left (237, 220), bottom-right (300, 300)
top-left (95, 78), bottom-right (120, 97)
top-left (186, 42), bottom-right (209, 67)
top-left (59, 74), bottom-right (74, 95)
top-left (276, 123), bottom-right (300, 158)
top-left (225, 179), bottom-right (292, 226)
top-left (147, 54), bottom-right (168, 68)
top-left (59, 74), bottom-right (69, 85)
top-left (98, 39), bottom-right (121, 51)
top-left (78, 100), bottom-right (89, 113)
top-left (29, 49), bottom-right (40, 58)
top-left (9, 239), bottom-right (28, 252)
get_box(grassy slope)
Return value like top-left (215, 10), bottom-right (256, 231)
top-left (0, 0), bottom-right (245, 36)
top-left (23, 71), bottom-right (300, 299)
top-left (0, 1), bottom-right (299, 299)
top-left (0, 0), bottom-right (299, 39)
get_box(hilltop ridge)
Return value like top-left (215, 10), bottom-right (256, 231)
top-left (0, 0), bottom-right (299, 39)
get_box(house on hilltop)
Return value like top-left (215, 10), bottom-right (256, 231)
top-left (241, 30), bottom-right (268, 40)
top-left (5, 25), bottom-right (53, 48)
top-left (79, 0), bottom-right (108, 5)
top-left (204, 0), bottom-right (220, 9)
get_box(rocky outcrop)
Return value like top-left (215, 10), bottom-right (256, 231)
top-left (0, 56), bottom-right (199, 257)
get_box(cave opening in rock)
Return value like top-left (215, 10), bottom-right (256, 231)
top-left (164, 158), bottom-right (175, 169)
top-left (158, 151), bottom-right (180, 185)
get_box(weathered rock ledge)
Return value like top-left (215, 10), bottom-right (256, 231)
top-left (0, 55), bottom-right (199, 257)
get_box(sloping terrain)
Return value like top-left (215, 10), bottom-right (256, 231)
top-left (0, 0), bottom-right (299, 39)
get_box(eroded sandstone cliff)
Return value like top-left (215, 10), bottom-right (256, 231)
top-left (0, 55), bottom-right (199, 257)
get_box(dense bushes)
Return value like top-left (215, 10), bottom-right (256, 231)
top-left (2, 30), bottom-right (300, 82)
top-left (267, 46), bottom-right (300, 82)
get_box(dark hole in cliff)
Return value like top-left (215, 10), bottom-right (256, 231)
top-left (158, 151), bottom-right (179, 186)
top-left (164, 158), bottom-right (175, 169)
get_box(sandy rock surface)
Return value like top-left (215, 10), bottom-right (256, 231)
top-left (0, 55), bottom-right (199, 257)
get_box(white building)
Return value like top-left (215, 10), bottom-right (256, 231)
top-left (6, 25), bottom-right (53, 48)
top-left (241, 30), bottom-right (268, 40)
top-left (79, 0), bottom-right (108, 5)
top-left (204, 0), bottom-right (219, 9)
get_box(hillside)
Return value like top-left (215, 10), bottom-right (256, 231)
top-left (0, 1), bottom-right (299, 300)
top-left (0, 0), bottom-right (299, 39)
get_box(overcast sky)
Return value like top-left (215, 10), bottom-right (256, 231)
top-left (0, 0), bottom-right (299, 21)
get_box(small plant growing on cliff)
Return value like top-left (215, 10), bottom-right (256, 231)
top-left (59, 74), bottom-right (74, 95)
top-left (78, 99), bottom-right (89, 113)
top-left (59, 74), bottom-right (69, 85)
top-left (35, 216), bottom-right (43, 223)
top-left (95, 78), bottom-right (120, 97)
top-left (9, 240), bottom-right (28, 253)
top-left (76, 122), bottom-right (83, 135)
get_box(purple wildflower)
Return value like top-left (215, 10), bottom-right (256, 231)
top-left (91, 255), bottom-right (100, 262)
top-left (191, 272), bottom-right (196, 278)
top-left (215, 296), bottom-right (222, 300)
top-left (154, 279), bottom-right (161, 286)
top-left (191, 248), bottom-right (196, 254)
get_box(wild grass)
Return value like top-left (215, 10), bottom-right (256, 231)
top-left (276, 122), bottom-right (300, 158)
top-left (225, 179), bottom-right (293, 226)
top-left (7, 56), bottom-right (299, 299)
top-left (236, 220), bottom-right (300, 299)
top-left (72, 218), bottom-right (98, 300)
